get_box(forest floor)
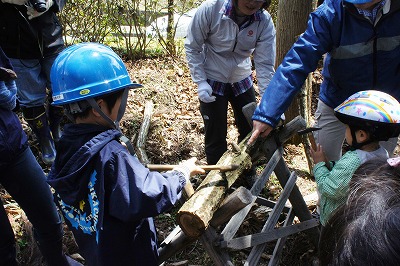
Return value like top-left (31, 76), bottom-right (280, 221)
top-left (2, 54), bottom-right (324, 265)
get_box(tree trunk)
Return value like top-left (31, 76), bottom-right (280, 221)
top-left (166, 0), bottom-right (176, 55)
top-left (276, 0), bottom-right (313, 144)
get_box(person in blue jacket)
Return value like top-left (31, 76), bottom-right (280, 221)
top-left (47, 42), bottom-right (205, 266)
top-left (0, 0), bottom-right (66, 165)
top-left (248, 0), bottom-right (400, 161)
top-left (0, 47), bottom-right (80, 265)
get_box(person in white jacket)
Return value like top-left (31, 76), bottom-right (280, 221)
top-left (185, 0), bottom-right (276, 165)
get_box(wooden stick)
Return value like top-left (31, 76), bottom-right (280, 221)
top-left (308, 132), bottom-right (317, 151)
top-left (136, 101), bottom-right (153, 164)
top-left (146, 164), bottom-right (239, 172)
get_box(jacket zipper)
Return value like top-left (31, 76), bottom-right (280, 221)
top-left (232, 37), bottom-right (238, 52)
top-left (372, 27), bottom-right (377, 88)
top-left (347, 1), bottom-right (394, 88)
top-left (232, 25), bottom-right (239, 52)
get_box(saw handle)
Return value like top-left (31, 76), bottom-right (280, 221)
top-left (146, 164), bottom-right (238, 172)
top-left (147, 164), bottom-right (238, 199)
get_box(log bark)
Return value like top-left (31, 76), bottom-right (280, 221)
top-left (176, 136), bottom-right (253, 238)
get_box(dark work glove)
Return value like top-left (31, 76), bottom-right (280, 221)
top-left (0, 67), bottom-right (17, 82)
top-left (26, 0), bottom-right (54, 19)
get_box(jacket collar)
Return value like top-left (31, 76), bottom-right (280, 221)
top-left (344, 0), bottom-right (398, 16)
top-left (221, 0), bottom-right (264, 21)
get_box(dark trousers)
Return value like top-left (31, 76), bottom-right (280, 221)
top-left (200, 86), bottom-right (256, 165)
top-left (0, 147), bottom-right (68, 266)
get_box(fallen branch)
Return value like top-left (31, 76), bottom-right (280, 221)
top-left (136, 100), bottom-right (153, 164)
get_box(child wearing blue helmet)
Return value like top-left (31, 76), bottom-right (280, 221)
top-left (311, 90), bottom-right (400, 226)
top-left (47, 42), bottom-right (205, 265)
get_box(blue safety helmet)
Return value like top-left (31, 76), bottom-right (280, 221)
top-left (51, 42), bottom-right (142, 105)
top-left (51, 42), bottom-right (142, 141)
top-left (344, 0), bottom-right (374, 4)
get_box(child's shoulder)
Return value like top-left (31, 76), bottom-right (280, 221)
top-left (355, 146), bottom-right (389, 164)
top-left (338, 150), bottom-right (362, 165)
top-left (341, 149), bottom-right (359, 158)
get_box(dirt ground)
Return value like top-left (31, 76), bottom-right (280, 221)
top-left (1, 55), bottom-right (322, 265)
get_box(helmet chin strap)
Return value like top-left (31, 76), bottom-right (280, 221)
top-left (349, 127), bottom-right (374, 151)
top-left (87, 97), bottom-right (119, 129)
top-left (87, 88), bottom-right (136, 155)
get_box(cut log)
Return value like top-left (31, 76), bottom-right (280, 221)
top-left (177, 116), bottom-right (308, 238)
top-left (158, 187), bottom-right (254, 264)
top-left (210, 186), bottom-right (255, 228)
top-left (176, 136), bottom-right (253, 238)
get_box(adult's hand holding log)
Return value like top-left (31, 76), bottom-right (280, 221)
top-left (248, 121), bottom-right (273, 145)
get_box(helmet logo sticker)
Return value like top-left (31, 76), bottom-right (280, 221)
top-left (53, 94), bottom-right (64, 101)
top-left (80, 89), bottom-right (90, 96)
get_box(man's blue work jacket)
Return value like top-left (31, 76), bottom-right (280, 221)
top-left (253, 0), bottom-right (400, 127)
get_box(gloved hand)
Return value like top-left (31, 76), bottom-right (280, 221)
top-left (0, 67), bottom-right (17, 82)
top-left (197, 81), bottom-right (216, 103)
top-left (1, 0), bottom-right (27, 5)
top-left (173, 157), bottom-right (205, 183)
top-left (26, 0), bottom-right (53, 20)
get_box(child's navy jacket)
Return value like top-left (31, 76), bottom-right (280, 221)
top-left (48, 123), bottom-right (187, 265)
top-left (0, 48), bottom-right (27, 166)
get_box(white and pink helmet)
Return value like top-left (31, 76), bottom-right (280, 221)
top-left (334, 90), bottom-right (400, 141)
